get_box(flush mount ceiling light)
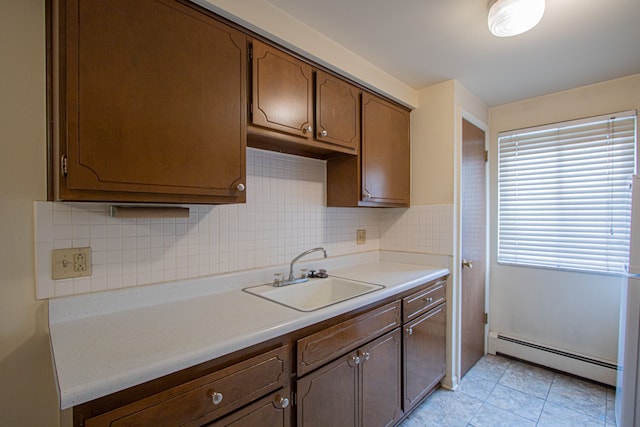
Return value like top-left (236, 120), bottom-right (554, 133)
top-left (488, 0), bottom-right (545, 37)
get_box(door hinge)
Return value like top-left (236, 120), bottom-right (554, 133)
top-left (61, 155), bottom-right (68, 177)
top-left (292, 392), bottom-right (297, 407)
top-left (484, 313), bottom-right (488, 324)
top-left (484, 150), bottom-right (488, 162)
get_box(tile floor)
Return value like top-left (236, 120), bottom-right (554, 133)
top-left (400, 354), bottom-right (617, 427)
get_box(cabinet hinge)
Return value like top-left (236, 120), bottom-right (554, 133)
top-left (484, 313), bottom-right (488, 324)
top-left (292, 392), bottom-right (297, 406)
top-left (484, 150), bottom-right (488, 162)
top-left (61, 155), bottom-right (68, 177)
top-left (248, 45), bottom-right (252, 60)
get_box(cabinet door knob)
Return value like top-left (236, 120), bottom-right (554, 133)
top-left (364, 191), bottom-right (371, 199)
top-left (273, 394), bottom-right (289, 409)
top-left (320, 129), bottom-right (328, 137)
top-left (406, 327), bottom-right (413, 336)
top-left (236, 183), bottom-right (245, 192)
top-left (303, 126), bottom-right (313, 134)
top-left (352, 355), bottom-right (361, 365)
top-left (210, 391), bottom-right (223, 405)
top-left (363, 351), bottom-right (370, 361)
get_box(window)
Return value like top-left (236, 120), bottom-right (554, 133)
top-left (498, 111), bottom-right (637, 274)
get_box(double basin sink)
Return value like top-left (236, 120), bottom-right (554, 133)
top-left (243, 277), bottom-right (384, 312)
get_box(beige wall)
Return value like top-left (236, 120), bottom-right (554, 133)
top-left (410, 80), bottom-right (456, 205)
top-left (201, 0), bottom-right (418, 108)
top-left (488, 74), bottom-right (640, 363)
top-left (0, 0), bottom-right (60, 426)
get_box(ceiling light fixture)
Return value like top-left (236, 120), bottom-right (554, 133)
top-left (488, 0), bottom-right (545, 37)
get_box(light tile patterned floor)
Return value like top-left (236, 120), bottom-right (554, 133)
top-left (400, 354), bottom-right (617, 427)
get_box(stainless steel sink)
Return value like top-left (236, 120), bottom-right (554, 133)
top-left (243, 277), bottom-right (384, 312)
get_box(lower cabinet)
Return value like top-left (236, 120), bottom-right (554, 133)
top-left (403, 304), bottom-right (446, 412)
top-left (296, 329), bottom-right (402, 427)
top-left (207, 389), bottom-right (291, 427)
top-left (73, 275), bottom-right (449, 427)
top-left (81, 346), bottom-right (289, 427)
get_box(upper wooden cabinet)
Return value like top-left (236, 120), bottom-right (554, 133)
top-left (248, 40), bottom-right (359, 157)
top-left (315, 70), bottom-right (360, 153)
top-left (50, 0), bottom-right (247, 203)
top-left (250, 39), bottom-right (314, 140)
top-left (327, 92), bottom-right (410, 207)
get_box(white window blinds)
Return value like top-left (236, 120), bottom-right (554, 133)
top-left (498, 111), bottom-right (637, 274)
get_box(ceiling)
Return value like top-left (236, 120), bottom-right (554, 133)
top-left (265, 0), bottom-right (640, 106)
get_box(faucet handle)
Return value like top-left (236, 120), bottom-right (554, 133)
top-left (308, 270), bottom-right (316, 278)
top-left (316, 269), bottom-right (328, 278)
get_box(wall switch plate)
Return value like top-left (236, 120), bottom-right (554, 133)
top-left (357, 229), bottom-right (366, 245)
top-left (52, 247), bottom-right (92, 280)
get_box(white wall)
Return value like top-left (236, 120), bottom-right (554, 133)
top-left (0, 0), bottom-right (60, 426)
top-left (488, 74), bottom-right (640, 364)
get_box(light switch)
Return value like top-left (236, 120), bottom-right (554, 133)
top-left (52, 247), bottom-right (92, 280)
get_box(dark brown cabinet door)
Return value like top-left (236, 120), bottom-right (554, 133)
top-left (208, 390), bottom-right (291, 427)
top-left (315, 70), bottom-right (360, 153)
top-left (361, 93), bottom-right (410, 206)
top-left (54, 0), bottom-right (247, 203)
top-left (297, 329), bottom-right (402, 427)
top-left (251, 40), bottom-right (313, 139)
top-left (327, 92), bottom-right (410, 207)
top-left (361, 329), bottom-right (402, 427)
top-left (403, 305), bottom-right (446, 411)
top-left (296, 350), bottom-right (359, 427)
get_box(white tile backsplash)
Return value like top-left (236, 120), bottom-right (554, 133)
top-left (35, 148), bottom-right (453, 299)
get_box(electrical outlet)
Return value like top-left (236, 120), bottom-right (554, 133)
top-left (52, 247), bottom-right (92, 280)
top-left (357, 229), bottom-right (366, 245)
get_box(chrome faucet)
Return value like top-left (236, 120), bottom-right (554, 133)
top-left (275, 247), bottom-right (327, 287)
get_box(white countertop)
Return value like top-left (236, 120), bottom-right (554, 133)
top-left (49, 252), bottom-right (449, 409)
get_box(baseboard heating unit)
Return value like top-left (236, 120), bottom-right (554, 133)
top-left (488, 332), bottom-right (617, 386)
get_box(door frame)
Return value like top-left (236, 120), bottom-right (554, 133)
top-left (446, 106), bottom-right (489, 390)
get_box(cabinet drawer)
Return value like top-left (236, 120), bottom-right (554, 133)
top-left (403, 278), bottom-right (446, 322)
top-left (205, 388), bottom-right (291, 427)
top-left (297, 301), bottom-right (401, 376)
top-left (86, 346), bottom-right (289, 427)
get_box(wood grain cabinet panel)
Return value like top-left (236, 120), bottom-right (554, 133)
top-left (403, 304), bottom-right (446, 412)
top-left (403, 278), bottom-right (446, 323)
top-left (297, 329), bottom-right (402, 427)
top-left (249, 40), bottom-right (359, 157)
top-left (361, 329), bottom-right (403, 427)
top-left (327, 92), bottom-right (410, 208)
top-left (315, 70), bottom-right (360, 153)
top-left (51, 0), bottom-right (247, 203)
top-left (84, 346), bottom-right (288, 427)
top-left (296, 349), bottom-right (359, 427)
top-left (297, 301), bottom-right (401, 377)
top-left (206, 389), bottom-right (291, 427)
top-left (361, 92), bottom-right (410, 206)
top-left (251, 40), bottom-right (314, 139)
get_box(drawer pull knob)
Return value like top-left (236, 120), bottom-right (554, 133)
top-left (406, 327), bottom-right (414, 335)
top-left (273, 394), bottom-right (289, 409)
top-left (423, 297), bottom-right (433, 303)
top-left (210, 391), bottom-right (223, 405)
